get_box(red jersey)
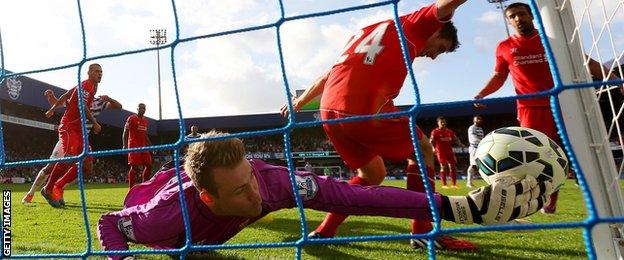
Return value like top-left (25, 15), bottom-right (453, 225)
top-left (494, 33), bottom-right (553, 108)
top-left (60, 80), bottom-right (96, 128)
top-left (321, 4), bottom-right (447, 115)
top-left (126, 115), bottom-right (149, 148)
top-left (430, 127), bottom-right (455, 154)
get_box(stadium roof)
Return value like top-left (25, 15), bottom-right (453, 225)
top-left (160, 101), bottom-right (516, 132)
top-left (1, 70), bottom-right (159, 134)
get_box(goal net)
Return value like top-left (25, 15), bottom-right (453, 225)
top-left (534, 0), bottom-right (624, 258)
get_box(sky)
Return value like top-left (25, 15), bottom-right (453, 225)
top-left (0, 0), bottom-right (622, 120)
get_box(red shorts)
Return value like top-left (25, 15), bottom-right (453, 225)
top-left (517, 106), bottom-right (562, 145)
top-left (321, 110), bottom-right (424, 169)
top-left (59, 125), bottom-right (93, 163)
top-left (436, 151), bottom-right (456, 165)
top-left (128, 151), bottom-right (152, 166)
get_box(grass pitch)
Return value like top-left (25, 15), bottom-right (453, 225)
top-left (6, 179), bottom-right (614, 259)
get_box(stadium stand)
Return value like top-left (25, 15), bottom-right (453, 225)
top-left (2, 72), bottom-right (520, 183)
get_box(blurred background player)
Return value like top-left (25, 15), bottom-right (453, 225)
top-left (473, 2), bottom-right (618, 214)
top-left (22, 89), bottom-right (121, 204)
top-left (123, 103), bottom-right (152, 188)
top-left (466, 115), bottom-right (484, 188)
top-left (187, 125), bottom-right (200, 138)
top-left (97, 130), bottom-right (551, 260)
top-left (281, 0), bottom-right (476, 251)
top-left (430, 116), bottom-right (465, 189)
top-left (40, 63), bottom-right (103, 207)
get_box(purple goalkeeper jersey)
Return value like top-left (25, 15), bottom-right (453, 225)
top-left (98, 160), bottom-right (441, 259)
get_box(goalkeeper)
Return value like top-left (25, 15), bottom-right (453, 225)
top-left (97, 130), bottom-right (552, 260)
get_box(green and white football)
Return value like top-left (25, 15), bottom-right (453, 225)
top-left (475, 126), bottom-right (568, 190)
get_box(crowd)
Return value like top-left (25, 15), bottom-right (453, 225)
top-left (2, 123), bottom-right (474, 182)
top-left (244, 130), bottom-right (335, 153)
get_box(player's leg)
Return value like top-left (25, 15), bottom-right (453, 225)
top-left (448, 163), bottom-right (457, 188)
top-left (406, 159), bottom-right (435, 238)
top-left (57, 159), bottom-right (91, 191)
top-left (407, 136), bottom-right (476, 250)
top-left (54, 156), bottom-right (94, 206)
top-left (348, 118), bottom-right (475, 250)
top-left (342, 118), bottom-right (439, 242)
top-left (128, 165), bottom-right (138, 188)
top-left (51, 164), bottom-right (77, 205)
top-left (467, 147), bottom-right (477, 188)
top-left (449, 155), bottom-right (458, 188)
top-left (311, 156), bottom-right (384, 238)
top-left (519, 107), bottom-right (560, 214)
top-left (439, 160), bottom-right (449, 188)
top-left (25, 139), bottom-right (67, 204)
top-left (23, 163), bottom-right (53, 204)
top-left (128, 152), bottom-right (140, 188)
top-left (310, 111), bottom-right (379, 238)
top-left (25, 140), bottom-right (65, 203)
top-left (42, 128), bottom-right (79, 207)
top-left (140, 152), bottom-right (153, 183)
top-left (466, 165), bottom-right (476, 188)
top-left (403, 129), bottom-right (436, 237)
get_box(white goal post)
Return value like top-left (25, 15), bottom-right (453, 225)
top-left (535, 0), bottom-right (624, 259)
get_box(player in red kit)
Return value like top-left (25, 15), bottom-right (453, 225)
top-left (474, 2), bottom-right (619, 214)
top-left (430, 116), bottom-right (465, 189)
top-left (123, 103), bottom-right (152, 188)
top-left (22, 90), bottom-right (122, 205)
top-left (41, 63), bottom-right (103, 207)
top-left (282, 0), bottom-right (477, 251)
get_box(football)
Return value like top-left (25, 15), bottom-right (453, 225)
top-left (475, 126), bottom-right (568, 190)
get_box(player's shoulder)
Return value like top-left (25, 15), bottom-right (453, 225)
top-left (250, 159), bottom-right (287, 174)
top-left (81, 79), bottom-right (95, 89)
top-left (401, 2), bottom-right (436, 20)
top-left (498, 35), bottom-right (522, 49)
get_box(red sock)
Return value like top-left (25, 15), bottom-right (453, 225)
top-left (450, 166), bottom-right (457, 186)
top-left (141, 167), bottom-right (151, 182)
top-left (440, 170), bottom-right (447, 186)
top-left (406, 166), bottom-right (420, 192)
top-left (315, 176), bottom-right (370, 237)
top-left (55, 164), bottom-right (78, 189)
top-left (128, 169), bottom-right (137, 188)
top-left (44, 163), bottom-right (69, 193)
top-left (545, 190), bottom-right (559, 210)
top-left (407, 165), bottom-right (435, 234)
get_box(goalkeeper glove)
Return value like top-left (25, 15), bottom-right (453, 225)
top-left (442, 175), bottom-right (552, 225)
